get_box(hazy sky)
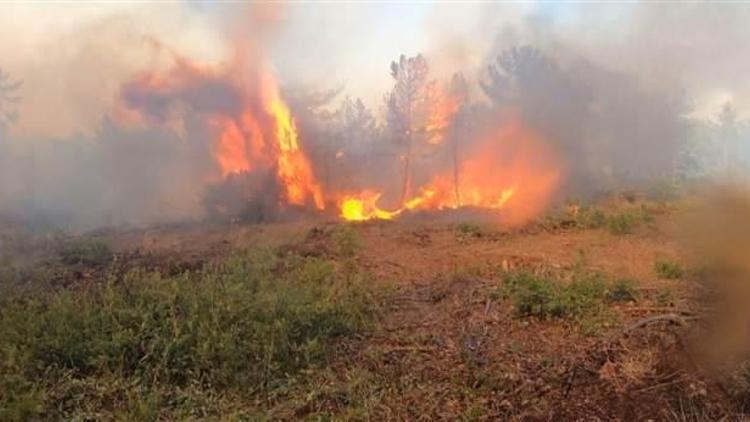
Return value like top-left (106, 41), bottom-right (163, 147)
top-left (1, 1), bottom-right (748, 138)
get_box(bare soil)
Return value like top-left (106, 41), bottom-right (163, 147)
top-left (88, 200), bottom-right (736, 420)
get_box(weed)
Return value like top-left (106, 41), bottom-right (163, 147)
top-left (456, 222), bottom-right (483, 241)
top-left (331, 225), bottom-right (363, 258)
top-left (606, 212), bottom-right (636, 235)
top-left (502, 270), bottom-right (627, 336)
top-left (639, 204), bottom-right (656, 223)
top-left (607, 279), bottom-right (639, 303)
top-left (574, 206), bottom-right (607, 229)
top-left (567, 203), bottom-right (654, 235)
top-left (0, 249), bottom-right (382, 418)
top-left (58, 237), bottom-right (112, 266)
top-left (655, 259), bottom-right (683, 279)
top-left (655, 290), bottom-right (675, 306)
top-left (503, 271), bottom-right (608, 319)
top-left (579, 308), bottom-right (620, 337)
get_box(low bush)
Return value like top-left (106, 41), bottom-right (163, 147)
top-left (502, 271), bottom-right (609, 319)
top-left (331, 225), bottom-right (363, 258)
top-left (654, 259), bottom-right (684, 279)
top-left (574, 206), bottom-right (607, 229)
top-left (456, 222), bottom-right (483, 241)
top-left (607, 279), bottom-right (639, 303)
top-left (501, 270), bottom-right (629, 336)
top-left (0, 249), bottom-right (381, 419)
top-left (57, 237), bottom-right (112, 266)
top-left (568, 204), bottom-right (654, 235)
top-left (606, 212), bottom-right (637, 235)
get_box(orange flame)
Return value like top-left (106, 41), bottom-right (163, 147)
top-left (215, 118), bottom-right (252, 175)
top-left (425, 86), bottom-right (462, 145)
top-left (339, 119), bottom-right (560, 225)
top-left (123, 44), bottom-right (562, 223)
top-left (123, 52), bottom-right (326, 211)
top-left (339, 191), bottom-right (401, 221)
top-left (262, 73), bottom-right (325, 210)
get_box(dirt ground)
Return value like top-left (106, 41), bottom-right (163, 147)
top-left (90, 197), bottom-right (743, 420)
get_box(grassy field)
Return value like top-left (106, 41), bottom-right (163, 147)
top-left (1, 191), bottom-right (749, 420)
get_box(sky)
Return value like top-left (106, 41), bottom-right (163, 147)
top-left (1, 1), bottom-right (748, 138)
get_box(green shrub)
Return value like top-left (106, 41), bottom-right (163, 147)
top-left (502, 271), bottom-right (608, 319)
top-left (655, 289), bottom-right (674, 306)
top-left (0, 249), bottom-right (381, 418)
top-left (331, 225), bottom-right (363, 258)
top-left (570, 204), bottom-right (654, 235)
top-left (456, 222), bottom-right (483, 240)
top-left (503, 272), bottom-right (559, 318)
top-left (606, 212), bottom-right (636, 235)
top-left (575, 207), bottom-right (607, 229)
top-left (607, 279), bottom-right (639, 303)
top-left (58, 237), bottom-right (112, 266)
top-left (654, 259), bottom-right (683, 279)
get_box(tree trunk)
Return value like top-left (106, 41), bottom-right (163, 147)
top-left (452, 133), bottom-right (460, 207)
top-left (400, 143), bottom-right (411, 204)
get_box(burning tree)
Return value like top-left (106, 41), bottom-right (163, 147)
top-left (444, 73), bottom-right (469, 206)
top-left (327, 97), bottom-right (380, 190)
top-left (386, 54), bottom-right (436, 204)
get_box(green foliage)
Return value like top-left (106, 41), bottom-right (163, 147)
top-left (605, 211), bottom-right (637, 235)
top-left (331, 225), bottom-right (363, 258)
top-left (0, 249), bottom-right (381, 419)
top-left (58, 237), bottom-right (112, 266)
top-left (501, 270), bottom-right (626, 335)
top-left (655, 289), bottom-right (674, 306)
top-left (570, 204), bottom-right (654, 235)
top-left (456, 222), bottom-right (483, 241)
top-left (578, 308), bottom-right (620, 337)
top-left (654, 259), bottom-right (683, 279)
top-left (502, 271), bottom-right (609, 319)
top-left (574, 206), bottom-right (607, 229)
top-left (607, 279), bottom-right (639, 303)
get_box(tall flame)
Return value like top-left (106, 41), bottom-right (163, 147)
top-left (262, 73), bottom-right (325, 210)
top-left (121, 44), bottom-right (561, 224)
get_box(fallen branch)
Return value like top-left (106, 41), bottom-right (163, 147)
top-left (622, 307), bottom-right (697, 316)
top-left (605, 313), bottom-right (696, 346)
top-left (622, 313), bottom-right (690, 333)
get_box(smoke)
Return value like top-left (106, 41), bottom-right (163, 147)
top-left (0, 2), bottom-right (748, 229)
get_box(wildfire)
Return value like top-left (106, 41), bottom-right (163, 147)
top-left (261, 73), bottom-right (325, 210)
top-left (338, 119), bottom-right (560, 225)
top-left (122, 43), bottom-right (560, 225)
top-left (122, 50), bottom-right (326, 211)
top-left (339, 191), bottom-right (400, 221)
top-left (215, 118), bottom-right (252, 175)
top-left (425, 86), bottom-right (462, 145)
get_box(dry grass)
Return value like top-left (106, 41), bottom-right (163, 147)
top-left (1, 191), bottom-right (748, 419)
